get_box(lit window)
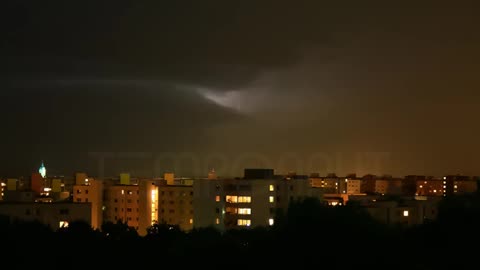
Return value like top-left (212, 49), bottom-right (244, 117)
top-left (226, 207), bottom-right (238, 214)
top-left (238, 196), bottom-right (251, 203)
top-left (226, 195), bottom-right (238, 203)
top-left (121, 190), bottom-right (124, 195)
top-left (215, 195), bottom-right (220, 202)
top-left (215, 218), bottom-right (220, 225)
top-left (189, 219), bottom-right (193, 224)
top-left (419, 185), bottom-right (423, 188)
top-left (269, 196), bottom-right (274, 203)
top-left (433, 190), bottom-right (437, 193)
top-left (403, 210), bottom-right (409, 217)
top-left (268, 218), bottom-right (274, 226)
top-left (443, 185), bottom-right (446, 188)
top-left (454, 185), bottom-right (458, 189)
top-left (237, 219), bottom-right (251, 226)
top-left (269, 185), bottom-right (274, 191)
top-left (238, 208), bottom-right (251, 215)
top-left (59, 221), bottom-right (69, 228)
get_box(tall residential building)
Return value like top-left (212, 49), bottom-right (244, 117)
top-left (194, 169), bottom-right (318, 231)
top-left (157, 184), bottom-right (194, 231)
top-left (104, 185), bottom-right (140, 230)
top-left (72, 175), bottom-right (104, 229)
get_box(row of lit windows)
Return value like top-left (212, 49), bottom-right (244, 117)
top-left (226, 195), bottom-right (252, 203)
top-left (237, 219), bottom-right (251, 226)
top-left (225, 207), bottom-right (252, 215)
top-left (237, 219), bottom-right (275, 227)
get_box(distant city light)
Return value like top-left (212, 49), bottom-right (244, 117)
top-left (39, 161), bottom-right (47, 178)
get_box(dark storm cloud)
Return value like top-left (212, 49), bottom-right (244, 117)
top-left (1, 1), bottom-right (479, 177)
top-left (0, 0), bottom-right (382, 87)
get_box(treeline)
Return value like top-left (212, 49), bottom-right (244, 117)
top-left (2, 195), bottom-right (480, 269)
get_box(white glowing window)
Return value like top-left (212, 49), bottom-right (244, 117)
top-left (215, 195), bottom-right (220, 202)
top-left (226, 195), bottom-right (238, 203)
top-left (269, 196), bottom-right (274, 203)
top-left (59, 221), bottom-right (69, 228)
top-left (121, 190), bottom-right (125, 195)
top-left (189, 218), bottom-right (193, 224)
top-left (238, 208), bottom-right (251, 215)
top-left (433, 190), bottom-right (437, 193)
top-left (268, 218), bottom-right (274, 226)
top-left (215, 218), bottom-right (220, 225)
top-left (403, 210), bottom-right (409, 217)
top-left (238, 196), bottom-right (251, 203)
top-left (237, 219), bottom-right (251, 226)
top-left (269, 185), bottom-right (274, 191)
top-left (443, 185), bottom-right (446, 188)
top-left (454, 185), bottom-right (458, 189)
top-left (330, 202), bottom-right (338, 206)
top-left (419, 185), bottom-right (423, 188)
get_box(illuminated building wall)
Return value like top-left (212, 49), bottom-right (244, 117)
top-left (7, 178), bottom-right (17, 191)
top-left (309, 177), bottom-right (338, 193)
top-left (194, 170), bottom-right (316, 230)
top-left (157, 184), bottom-right (194, 231)
top-left (0, 202), bottom-right (91, 230)
top-left (164, 172), bottom-right (175, 185)
top-left (73, 178), bottom-right (104, 229)
top-left (374, 180), bottom-right (389, 194)
top-left (138, 180), bottom-right (160, 236)
top-left (104, 185), bottom-right (140, 230)
top-left (361, 178), bottom-right (403, 195)
top-left (344, 179), bottom-right (361, 194)
top-left (75, 173), bottom-right (88, 185)
top-left (310, 176), bottom-right (361, 194)
top-left (31, 172), bottom-right (44, 194)
top-left (416, 179), bottom-right (445, 196)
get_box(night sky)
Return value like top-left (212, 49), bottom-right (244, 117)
top-left (1, 1), bottom-right (479, 178)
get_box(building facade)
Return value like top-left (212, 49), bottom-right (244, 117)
top-left (194, 169), bottom-right (318, 231)
top-left (72, 176), bottom-right (103, 229)
top-left (104, 185), bottom-right (140, 230)
top-left (0, 202), bottom-right (91, 230)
